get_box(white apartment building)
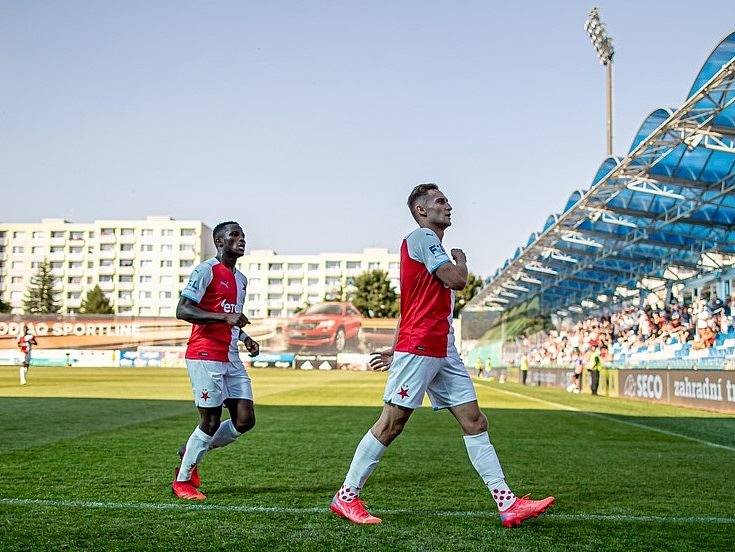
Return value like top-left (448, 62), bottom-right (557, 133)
top-left (0, 217), bottom-right (215, 316)
top-left (241, 248), bottom-right (400, 318)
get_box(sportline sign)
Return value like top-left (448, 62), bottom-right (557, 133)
top-left (0, 321), bottom-right (140, 338)
top-left (618, 369), bottom-right (735, 413)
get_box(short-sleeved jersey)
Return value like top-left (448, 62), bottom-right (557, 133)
top-left (394, 228), bottom-right (455, 358)
top-left (181, 258), bottom-right (247, 363)
top-left (17, 334), bottom-right (35, 354)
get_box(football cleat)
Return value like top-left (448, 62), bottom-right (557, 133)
top-left (500, 495), bottom-right (555, 528)
top-left (172, 478), bottom-right (206, 501)
top-left (330, 494), bottom-right (382, 525)
top-left (177, 446), bottom-right (201, 488)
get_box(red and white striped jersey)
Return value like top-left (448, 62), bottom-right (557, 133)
top-left (181, 258), bottom-right (248, 362)
top-left (394, 228), bottom-right (456, 358)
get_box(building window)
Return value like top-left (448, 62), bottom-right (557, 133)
top-left (287, 278), bottom-right (301, 286)
top-left (160, 260), bottom-right (173, 268)
top-left (120, 243), bottom-right (134, 251)
top-left (70, 231), bottom-right (84, 240)
top-left (139, 291), bottom-right (152, 299)
top-left (32, 231), bottom-right (44, 238)
top-left (31, 246), bottom-right (43, 254)
top-left (13, 231), bottom-right (25, 239)
top-left (67, 277), bottom-right (81, 284)
top-left (269, 263), bottom-right (283, 271)
top-left (118, 291), bottom-right (132, 300)
top-left (140, 260), bottom-right (153, 269)
top-left (180, 228), bottom-right (196, 236)
top-left (308, 263), bottom-right (319, 271)
top-left (119, 259), bottom-right (134, 267)
top-left (161, 229), bottom-right (173, 237)
top-left (307, 278), bottom-right (319, 286)
top-left (87, 261), bottom-right (94, 269)
top-left (101, 228), bottom-right (115, 236)
top-left (100, 243), bottom-right (114, 252)
top-left (180, 244), bottom-right (195, 252)
top-left (326, 261), bottom-right (340, 269)
top-left (100, 259), bottom-right (113, 267)
top-left (67, 292), bottom-right (81, 300)
top-left (12, 246), bottom-right (24, 254)
top-left (288, 294), bottom-right (301, 302)
top-left (247, 293), bottom-right (261, 301)
top-left (50, 262), bottom-right (63, 270)
top-left (141, 244), bottom-right (153, 252)
top-left (121, 228), bottom-right (135, 236)
top-left (180, 259), bottom-right (194, 268)
top-left (268, 278), bottom-right (283, 286)
top-left (179, 275), bottom-right (188, 284)
top-left (249, 263), bottom-right (261, 271)
top-left (12, 261), bottom-right (24, 270)
top-left (287, 263), bottom-right (303, 271)
top-left (159, 291), bottom-right (173, 300)
top-left (161, 244), bottom-right (173, 253)
top-left (100, 275), bottom-right (113, 283)
top-left (11, 276), bottom-right (22, 284)
top-left (346, 261), bottom-right (360, 270)
top-left (368, 262), bottom-right (379, 270)
top-left (119, 275), bottom-right (133, 283)
top-left (68, 261), bottom-right (82, 269)
top-left (139, 275), bottom-right (152, 283)
top-left (69, 246), bottom-right (83, 254)
top-left (141, 229), bottom-right (153, 236)
top-left (267, 309), bottom-right (282, 317)
top-left (267, 293), bottom-right (282, 300)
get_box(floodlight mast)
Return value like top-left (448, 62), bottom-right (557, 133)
top-left (585, 7), bottom-right (615, 156)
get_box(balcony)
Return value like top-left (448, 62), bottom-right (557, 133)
top-left (99, 233), bottom-right (116, 244)
top-left (267, 300), bottom-right (283, 309)
top-left (267, 285), bottom-right (284, 294)
top-left (118, 281), bottom-right (134, 290)
top-left (287, 285), bottom-right (303, 293)
top-left (99, 281), bottom-right (114, 291)
top-left (49, 237), bottom-right (65, 246)
top-left (98, 266), bottom-right (115, 276)
top-left (117, 297), bottom-right (133, 307)
top-left (66, 282), bottom-right (83, 292)
top-left (68, 238), bottom-right (85, 246)
top-left (117, 266), bottom-right (135, 276)
top-left (49, 252), bottom-right (66, 262)
top-left (68, 253), bottom-right (85, 262)
top-left (66, 298), bottom-right (82, 308)
top-left (66, 267), bottom-right (85, 277)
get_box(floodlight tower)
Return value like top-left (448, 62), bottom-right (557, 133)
top-left (585, 7), bottom-right (615, 156)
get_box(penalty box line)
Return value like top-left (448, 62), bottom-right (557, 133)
top-left (486, 385), bottom-right (735, 453)
top-left (1, 498), bottom-right (734, 525)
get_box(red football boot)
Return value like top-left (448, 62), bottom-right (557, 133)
top-left (177, 446), bottom-right (201, 488)
top-left (500, 495), bottom-right (555, 528)
top-left (172, 476), bottom-right (206, 501)
top-left (330, 494), bottom-right (382, 525)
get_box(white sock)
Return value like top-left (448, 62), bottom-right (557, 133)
top-left (177, 427), bottom-right (213, 482)
top-left (19, 367), bottom-right (26, 385)
top-left (209, 420), bottom-right (242, 450)
top-left (340, 430), bottom-right (387, 501)
top-left (463, 431), bottom-right (516, 512)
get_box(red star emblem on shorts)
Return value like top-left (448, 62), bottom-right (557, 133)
top-left (398, 386), bottom-right (410, 399)
top-left (200, 390), bottom-right (210, 401)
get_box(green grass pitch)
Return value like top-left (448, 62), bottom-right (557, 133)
top-left (0, 366), bottom-right (733, 551)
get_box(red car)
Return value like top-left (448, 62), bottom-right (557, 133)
top-left (285, 302), bottom-right (363, 352)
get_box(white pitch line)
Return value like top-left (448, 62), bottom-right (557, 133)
top-left (487, 385), bottom-right (735, 453)
top-left (0, 498), bottom-right (733, 525)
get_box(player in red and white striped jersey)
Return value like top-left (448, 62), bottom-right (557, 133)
top-left (330, 184), bottom-right (555, 527)
top-left (17, 325), bottom-right (37, 385)
top-left (172, 221), bottom-right (260, 501)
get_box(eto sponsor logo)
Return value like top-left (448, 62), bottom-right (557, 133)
top-left (220, 299), bottom-right (242, 314)
top-left (623, 373), bottom-right (663, 400)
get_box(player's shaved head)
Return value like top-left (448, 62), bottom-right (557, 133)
top-left (212, 221), bottom-right (240, 244)
top-left (407, 183), bottom-right (439, 222)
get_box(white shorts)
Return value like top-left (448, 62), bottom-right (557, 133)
top-left (185, 359), bottom-right (253, 408)
top-left (382, 351), bottom-right (477, 410)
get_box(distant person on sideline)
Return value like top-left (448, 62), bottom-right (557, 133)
top-left (172, 221), bottom-right (260, 501)
top-left (17, 325), bottom-right (37, 385)
top-left (329, 184), bottom-right (555, 527)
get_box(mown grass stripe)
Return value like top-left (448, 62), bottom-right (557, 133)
top-left (489, 386), bottom-right (735, 452)
top-left (1, 498), bottom-right (733, 525)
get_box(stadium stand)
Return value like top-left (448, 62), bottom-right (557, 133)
top-left (468, 32), bottom-right (735, 370)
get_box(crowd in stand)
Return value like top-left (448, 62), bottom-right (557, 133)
top-left (521, 293), bottom-right (735, 367)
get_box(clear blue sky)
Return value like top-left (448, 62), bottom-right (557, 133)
top-left (2, 1), bottom-right (734, 276)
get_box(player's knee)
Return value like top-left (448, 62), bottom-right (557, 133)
top-left (234, 415), bottom-right (255, 434)
top-left (466, 412), bottom-right (488, 435)
top-left (200, 417), bottom-right (221, 436)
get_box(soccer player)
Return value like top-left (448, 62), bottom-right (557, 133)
top-left (172, 221), bottom-right (260, 501)
top-left (17, 325), bottom-right (37, 385)
top-left (330, 184), bottom-right (555, 527)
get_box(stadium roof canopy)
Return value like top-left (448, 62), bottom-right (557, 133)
top-left (469, 31), bottom-right (735, 316)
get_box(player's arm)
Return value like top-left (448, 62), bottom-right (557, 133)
top-left (435, 248), bottom-right (468, 290)
top-left (238, 329), bottom-right (260, 358)
top-left (176, 296), bottom-right (249, 327)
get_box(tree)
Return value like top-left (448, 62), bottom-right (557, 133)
top-left (454, 272), bottom-right (483, 318)
top-left (23, 259), bottom-right (61, 314)
top-left (0, 296), bottom-right (11, 313)
top-left (352, 269), bottom-right (399, 318)
top-left (79, 285), bottom-right (115, 314)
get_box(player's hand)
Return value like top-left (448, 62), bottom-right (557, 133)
top-left (369, 349), bottom-right (394, 371)
top-left (224, 313), bottom-right (250, 327)
top-left (451, 248), bottom-right (467, 265)
top-left (243, 337), bottom-right (260, 358)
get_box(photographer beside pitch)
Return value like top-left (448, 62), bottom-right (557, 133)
top-left (172, 221), bottom-right (260, 501)
top-left (330, 184), bottom-right (555, 527)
